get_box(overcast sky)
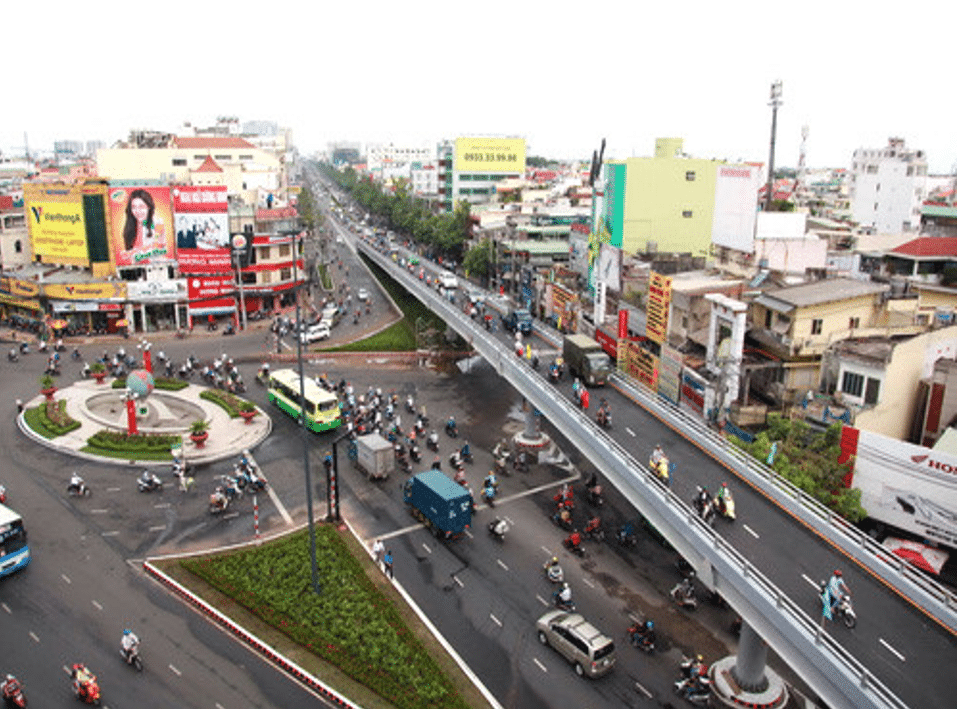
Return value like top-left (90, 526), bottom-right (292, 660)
top-left (6, 1), bottom-right (955, 173)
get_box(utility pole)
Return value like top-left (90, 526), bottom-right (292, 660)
top-left (765, 80), bottom-right (783, 212)
top-left (234, 250), bottom-right (248, 331)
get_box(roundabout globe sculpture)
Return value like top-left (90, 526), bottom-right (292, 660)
top-left (125, 369), bottom-right (155, 435)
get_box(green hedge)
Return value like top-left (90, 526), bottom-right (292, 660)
top-left (86, 429), bottom-right (181, 454)
top-left (111, 376), bottom-right (188, 391)
top-left (24, 400), bottom-right (81, 439)
top-left (199, 389), bottom-right (253, 418)
top-left (182, 526), bottom-right (469, 709)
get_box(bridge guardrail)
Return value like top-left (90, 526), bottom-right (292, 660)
top-left (357, 238), bottom-right (911, 709)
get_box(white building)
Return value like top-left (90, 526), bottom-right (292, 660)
top-left (410, 164), bottom-right (438, 196)
top-left (366, 143), bottom-right (434, 174)
top-left (849, 137), bottom-right (927, 234)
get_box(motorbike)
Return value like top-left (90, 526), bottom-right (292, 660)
top-left (562, 535), bottom-right (585, 557)
top-left (715, 489), bottom-right (736, 521)
top-left (1, 676), bottom-right (26, 708)
top-left (7, 350), bottom-right (18, 363)
top-left (488, 517), bottom-right (508, 541)
top-left (459, 446), bottom-right (473, 464)
top-left (584, 517), bottom-right (605, 543)
top-left (409, 443), bottom-right (422, 463)
top-left (628, 622), bottom-right (656, 654)
top-left (671, 575), bottom-right (698, 610)
top-left (209, 489), bottom-right (229, 514)
top-left (553, 589), bottom-right (576, 612)
top-left (693, 486), bottom-right (717, 526)
top-left (585, 479), bottom-right (603, 507)
top-left (674, 675), bottom-right (711, 705)
top-left (482, 484), bottom-right (496, 507)
top-left (223, 323), bottom-right (235, 336)
top-left (819, 582), bottom-right (857, 628)
top-left (445, 419), bottom-right (458, 438)
top-left (543, 559), bottom-right (564, 583)
top-left (120, 643), bottom-right (144, 672)
top-left (0, 484), bottom-right (6, 505)
top-left (137, 470), bottom-right (163, 493)
top-left (72, 348), bottom-right (82, 361)
top-left (596, 407), bottom-right (612, 429)
top-left (70, 665), bottom-right (101, 706)
top-left (405, 396), bottom-right (416, 414)
top-left (67, 478), bottom-right (92, 497)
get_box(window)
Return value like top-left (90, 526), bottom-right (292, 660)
top-left (280, 268), bottom-right (291, 281)
top-left (875, 183), bottom-right (880, 192)
top-left (682, 210), bottom-right (693, 218)
top-left (765, 310), bottom-right (772, 327)
top-left (866, 165), bottom-right (878, 174)
top-left (172, 158), bottom-right (187, 166)
top-left (864, 377), bottom-right (880, 405)
top-left (907, 166), bottom-right (914, 176)
top-left (278, 244), bottom-right (291, 257)
top-left (811, 319), bottom-right (823, 335)
top-left (260, 246), bottom-right (270, 260)
top-left (685, 171), bottom-right (696, 181)
top-left (849, 317), bottom-right (860, 329)
top-left (14, 240), bottom-right (21, 253)
top-left (842, 371), bottom-right (864, 398)
top-left (214, 154), bottom-right (231, 161)
top-left (239, 154), bottom-right (253, 160)
top-left (241, 272), bottom-right (256, 285)
top-left (194, 155), bottom-right (206, 160)
top-left (261, 271), bottom-right (272, 284)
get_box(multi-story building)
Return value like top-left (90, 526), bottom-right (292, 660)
top-left (437, 137), bottom-right (526, 212)
top-left (849, 137), bottom-right (927, 234)
top-left (604, 138), bottom-right (758, 258)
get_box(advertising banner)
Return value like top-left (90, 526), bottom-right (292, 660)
top-left (172, 185), bottom-right (227, 213)
top-left (597, 244), bottom-right (622, 292)
top-left (2, 278), bottom-right (40, 298)
top-left (187, 275), bottom-right (233, 301)
top-left (23, 183), bottom-right (90, 262)
top-left (107, 186), bottom-right (174, 268)
top-left (44, 282), bottom-right (127, 301)
top-left (127, 279), bottom-right (187, 301)
top-left (173, 185), bottom-right (231, 274)
top-left (646, 272), bottom-right (672, 344)
top-left (454, 137), bottom-right (526, 174)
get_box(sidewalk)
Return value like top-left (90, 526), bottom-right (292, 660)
top-left (17, 378), bottom-right (271, 468)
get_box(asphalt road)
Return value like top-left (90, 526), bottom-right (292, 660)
top-left (321, 169), bottom-right (957, 709)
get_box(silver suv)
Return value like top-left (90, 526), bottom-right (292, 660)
top-left (536, 610), bottom-right (616, 678)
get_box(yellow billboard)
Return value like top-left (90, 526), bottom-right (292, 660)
top-left (43, 282), bottom-right (127, 300)
top-left (24, 184), bottom-right (89, 262)
top-left (454, 137), bottom-right (526, 174)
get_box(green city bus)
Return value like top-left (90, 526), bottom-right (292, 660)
top-left (267, 368), bottom-right (342, 432)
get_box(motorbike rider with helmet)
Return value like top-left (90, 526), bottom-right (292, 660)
top-left (68, 472), bottom-right (86, 496)
top-left (630, 619), bottom-right (656, 649)
top-left (70, 663), bottom-right (96, 701)
top-left (825, 569), bottom-right (850, 613)
top-left (120, 628), bottom-right (140, 663)
top-left (555, 582), bottom-right (573, 609)
top-left (563, 529), bottom-right (583, 552)
top-left (1, 674), bottom-right (23, 702)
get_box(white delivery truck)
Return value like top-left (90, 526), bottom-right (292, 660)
top-left (353, 434), bottom-right (395, 481)
top-left (840, 425), bottom-right (957, 573)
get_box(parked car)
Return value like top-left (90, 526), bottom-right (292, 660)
top-left (536, 610), bottom-right (616, 678)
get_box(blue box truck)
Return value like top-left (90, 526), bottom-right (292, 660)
top-left (402, 470), bottom-right (472, 539)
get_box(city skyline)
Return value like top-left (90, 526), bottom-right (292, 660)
top-left (6, 0), bottom-right (956, 173)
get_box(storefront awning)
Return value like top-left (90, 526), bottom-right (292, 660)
top-left (0, 292), bottom-right (42, 311)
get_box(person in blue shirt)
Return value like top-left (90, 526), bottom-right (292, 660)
top-left (383, 550), bottom-right (394, 578)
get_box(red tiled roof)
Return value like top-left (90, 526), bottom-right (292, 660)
top-left (891, 237), bottom-right (957, 258)
top-left (172, 136), bottom-right (256, 150)
top-left (193, 155), bottom-right (223, 173)
top-left (0, 195), bottom-right (13, 210)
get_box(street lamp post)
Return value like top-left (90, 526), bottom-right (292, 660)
top-left (765, 80), bottom-right (783, 213)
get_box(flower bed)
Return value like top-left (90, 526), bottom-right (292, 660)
top-left (181, 525), bottom-right (471, 709)
top-left (200, 389), bottom-right (253, 418)
top-left (23, 400), bottom-right (81, 439)
top-left (82, 429), bottom-right (180, 460)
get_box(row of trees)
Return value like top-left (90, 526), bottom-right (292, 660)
top-left (320, 164), bottom-right (472, 264)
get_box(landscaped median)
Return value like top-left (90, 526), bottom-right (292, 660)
top-left (111, 376), bottom-right (189, 391)
top-left (23, 400), bottom-right (81, 439)
top-left (200, 389), bottom-right (258, 418)
top-left (149, 523), bottom-right (494, 709)
top-left (82, 430), bottom-right (181, 461)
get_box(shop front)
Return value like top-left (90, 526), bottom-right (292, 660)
top-left (0, 277), bottom-right (43, 330)
top-left (49, 300), bottom-right (125, 334)
top-left (126, 280), bottom-right (188, 334)
top-left (186, 275), bottom-right (236, 330)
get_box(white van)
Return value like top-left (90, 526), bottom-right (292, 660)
top-left (439, 272), bottom-right (458, 290)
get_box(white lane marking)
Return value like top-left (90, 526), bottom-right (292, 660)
top-left (742, 524), bottom-right (760, 539)
top-left (464, 529), bottom-right (474, 539)
top-left (504, 516), bottom-right (514, 525)
top-left (223, 512), bottom-right (239, 520)
top-left (540, 545), bottom-right (552, 556)
top-left (149, 525), bottom-right (167, 532)
top-left (61, 573), bottom-right (72, 584)
top-left (453, 575), bottom-right (464, 588)
top-left (536, 594), bottom-right (549, 607)
top-left (634, 681), bottom-right (653, 698)
top-left (879, 638), bottom-right (906, 662)
top-left (106, 487), bottom-right (121, 493)
top-left (90, 509), bottom-right (108, 514)
top-left (92, 600), bottom-right (103, 611)
top-left (153, 503), bottom-right (171, 509)
top-left (29, 631), bottom-right (39, 643)
top-left (581, 577), bottom-right (595, 588)
top-left (533, 658), bottom-right (548, 673)
top-left (168, 664), bottom-right (182, 676)
top-left (626, 427), bottom-right (636, 437)
top-left (490, 614), bottom-right (502, 627)
top-left (267, 486), bottom-right (294, 526)
top-left (496, 559), bottom-right (509, 571)
top-left (1, 603), bottom-right (10, 614)
top-left (216, 704), bottom-right (226, 709)
top-left (801, 574), bottom-right (818, 589)
top-left (422, 543), bottom-right (432, 554)
top-left (101, 531), bottom-right (119, 537)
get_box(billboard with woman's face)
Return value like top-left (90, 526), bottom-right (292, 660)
top-left (108, 186), bottom-right (174, 267)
